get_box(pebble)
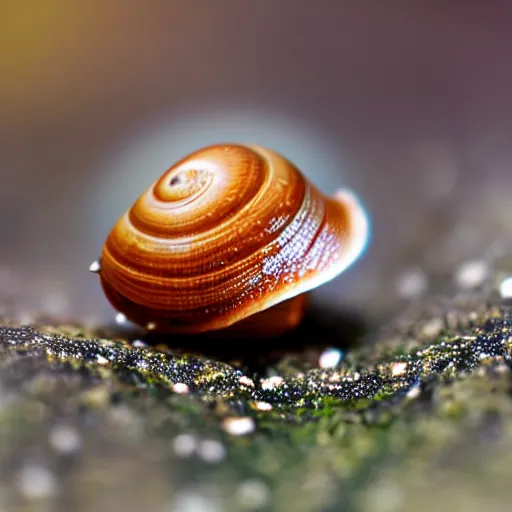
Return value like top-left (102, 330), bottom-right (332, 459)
top-left (96, 354), bottom-right (109, 365)
top-left (17, 465), bottom-right (57, 500)
top-left (236, 479), bottom-right (270, 510)
top-left (115, 312), bottom-right (127, 325)
top-left (499, 276), bottom-right (512, 299)
top-left (260, 376), bottom-right (284, 390)
top-left (49, 425), bottom-right (82, 454)
top-left (254, 401), bottom-right (273, 412)
top-left (197, 440), bottom-right (226, 463)
top-left (172, 490), bottom-right (220, 512)
top-left (172, 434), bottom-right (197, 458)
top-left (172, 382), bottom-right (190, 395)
top-left (222, 417), bottom-right (255, 436)
top-left (396, 269), bottom-right (428, 299)
top-left (239, 376), bottom-right (255, 387)
top-left (420, 318), bottom-right (444, 338)
top-left (455, 260), bottom-right (489, 289)
top-left (391, 362), bottom-right (408, 377)
top-left (319, 347), bottom-right (343, 369)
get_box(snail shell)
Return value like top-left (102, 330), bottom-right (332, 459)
top-left (94, 144), bottom-right (369, 336)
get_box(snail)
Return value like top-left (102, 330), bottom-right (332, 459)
top-left (91, 143), bottom-right (369, 337)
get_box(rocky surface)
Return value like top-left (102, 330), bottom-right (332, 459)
top-left (4, 4), bottom-right (512, 511)
top-left (1, 253), bottom-right (512, 511)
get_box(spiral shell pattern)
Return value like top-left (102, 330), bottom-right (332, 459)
top-left (98, 144), bottom-right (369, 333)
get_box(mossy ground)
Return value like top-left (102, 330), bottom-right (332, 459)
top-left (1, 277), bottom-right (512, 511)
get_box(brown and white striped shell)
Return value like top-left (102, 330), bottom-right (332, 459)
top-left (92, 143), bottom-right (369, 336)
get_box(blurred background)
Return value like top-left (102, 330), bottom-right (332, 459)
top-left (2, 1), bottom-right (512, 327)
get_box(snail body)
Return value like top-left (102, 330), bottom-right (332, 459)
top-left (93, 144), bottom-right (369, 336)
